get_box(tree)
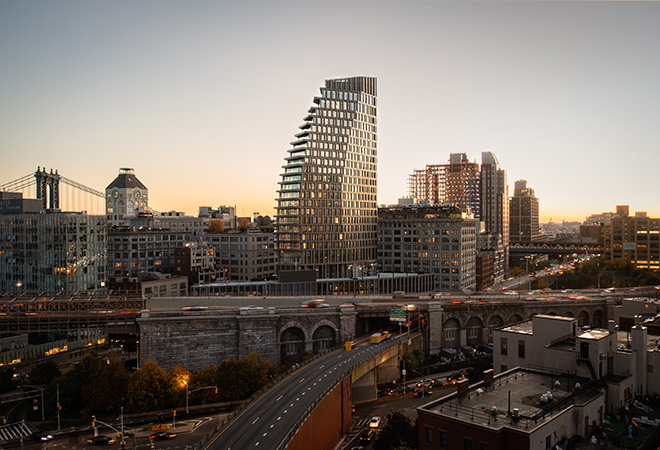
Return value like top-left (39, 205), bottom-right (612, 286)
top-left (75, 354), bottom-right (116, 416)
top-left (29, 361), bottom-right (61, 387)
top-left (191, 364), bottom-right (220, 405)
top-left (0, 366), bottom-right (16, 393)
top-left (373, 411), bottom-right (418, 450)
top-left (237, 218), bottom-right (251, 232)
top-left (208, 219), bottom-right (224, 233)
top-left (127, 361), bottom-right (173, 412)
top-left (217, 353), bottom-right (271, 401)
top-left (168, 365), bottom-right (192, 407)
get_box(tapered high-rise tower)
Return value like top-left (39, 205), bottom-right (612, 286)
top-left (276, 77), bottom-right (378, 279)
top-left (480, 151), bottom-right (509, 274)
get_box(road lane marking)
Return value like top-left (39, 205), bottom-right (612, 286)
top-left (252, 417), bottom-right (260, 425)
top-left (276, 395), bottom-right (283, 401)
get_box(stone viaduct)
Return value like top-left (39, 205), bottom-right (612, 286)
top-left (138, 298), bottom-right (612, 372)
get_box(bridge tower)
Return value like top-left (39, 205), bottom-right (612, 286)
top-left (34, 167), bottom-right (61, 210)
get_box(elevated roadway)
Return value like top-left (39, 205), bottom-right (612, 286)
top-left (204, 333), bottom-right (415, 450)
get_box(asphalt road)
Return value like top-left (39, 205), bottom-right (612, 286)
top-left (205, 335), bottom-right (405, 450)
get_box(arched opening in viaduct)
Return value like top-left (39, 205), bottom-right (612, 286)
top-left (312, 325), bottom-right (336, 353)
top-left (443, 318), bottom-right (460, 348)
top-left (593, 309), bottom-right (605, 328)
top-left (487, 315), bottom-right (504, 340)
top-left (466, 317), bottom-right (484, 347)
top-left (577, 310), bottom-right (590, 327)
top-left (281, 327), bottom-right (306, 364)
top-left (508, 314), bottom-right (523, 324)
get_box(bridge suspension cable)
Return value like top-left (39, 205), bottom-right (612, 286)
top-left (60, 176), bottom-right (104, 198)
top-left (0, 174), bottom-right (34, 192)
top-left (0, 169), bottom-right (106, 214)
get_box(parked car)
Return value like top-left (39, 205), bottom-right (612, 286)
top-left (149, 431), bottom-right (176, 440)
top-left (359, 429), bottom-right (375, 442)
top-left (86, 436), bottom-right (116, 445)
top-left (413, 389), bottom-right (432, 397)
top-left (369, 416), bottom-right (381, 428)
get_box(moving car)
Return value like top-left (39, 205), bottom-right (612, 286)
top-left (32, 432), bottom-right (53, 441)
top-left (86, 436), bottom-right (116, 445)
top-left (149, 431), bottom-right (176, 439)
top-left (359, 429), bottom-right (375, 442)
top-left (368, 416), bottom-right (381, 428)
top-left (413, 389), bottom-right (432, 397)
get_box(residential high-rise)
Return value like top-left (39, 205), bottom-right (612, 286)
top-left (509, 179), bottom-right (541, 243)
top-left (378, 204), bottom-right (477, 292)
top-left (605, 207), bottom-right (660, 270)
top-left (480, 151), bottom-right (509, 275)
top-left (0, 212), bottom-right (107, 292)
top-left (276, 77), bottom-right (378, 279)
top-left (408, 153), bottom-right (480, 216)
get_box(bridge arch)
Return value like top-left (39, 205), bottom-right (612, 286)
top-left (577, 310), bottom-right (590, 327)
top-left (443, 318), bottom-right (461, 348)
top-left (593, 309), bottom-right (605, 328)
top-left (562, 311), bottom-right (575, 318)
top-left (312, 325), bottom-right (336, 353)
top-left (507, 314), bottom-right (523, 324)
top-left (280, 325), bottom-right (307, 364)
top-left (487, 315), bottom-right (504, 339)
top-left (466, 317), bottom-right (484, 346)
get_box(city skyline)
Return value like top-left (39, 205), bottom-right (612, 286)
top-left (2, 1), bottom-right (659, 222)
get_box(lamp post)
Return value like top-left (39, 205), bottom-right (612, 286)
top-left (186, 385), bottom-right (218, 414)
top-left (394, 354), bottom-right (407, 394)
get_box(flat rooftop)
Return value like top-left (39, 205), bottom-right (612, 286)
top-left (420, 369), bottom-right (602, 432)
top-left (500, 315), bottom-right (575, 335)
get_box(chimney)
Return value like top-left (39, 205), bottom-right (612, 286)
top-left (608, 320), bottom-right (616, 333)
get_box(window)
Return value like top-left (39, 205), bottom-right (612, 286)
top-left (518, 340), bottom-right (525, 358)
top-left (501, 337), bottom-right (508, 356)
top-left (648, 364), bottom-right (653, 373)
top-left (480, 444), bottom-right (489, 450)
top-left (464, 437), bottom-right (472, 450)
top-left (425, 426), bottom-right (433, 444)
top-left (546, 435), bottom-right (552, 450)
top-left (440, 430), bottom-right (448, 449)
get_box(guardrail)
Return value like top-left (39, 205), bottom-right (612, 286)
top-left (196, 333), bottom-right (411, 450)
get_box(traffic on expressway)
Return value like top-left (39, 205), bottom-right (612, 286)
top-left (204, 333), bottom-right (403, 450)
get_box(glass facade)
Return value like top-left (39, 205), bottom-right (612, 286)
top-left (276, 77), bottom-right (378, 279)
top-left (0, 213), bottom-right (107, 292)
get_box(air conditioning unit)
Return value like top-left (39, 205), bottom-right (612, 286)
top-left (600, 353), bottom-right (607, 360)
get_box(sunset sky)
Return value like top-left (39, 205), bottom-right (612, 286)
top-left (1, 0), bottom-right (659, 222)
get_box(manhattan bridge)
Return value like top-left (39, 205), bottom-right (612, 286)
top-left (0, 166), bottom-right (105, 215)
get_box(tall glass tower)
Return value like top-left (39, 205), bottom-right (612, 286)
top-left (276, 77), bottom-right (378, 279)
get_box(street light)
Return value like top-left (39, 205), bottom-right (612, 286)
top-left (393, 354), bottom-right (407, 394)
top-left (186, 385), bottom-right (218, 414)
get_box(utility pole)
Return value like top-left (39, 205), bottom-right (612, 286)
top-left (120, 407), bottom-right (125, 449)
top-left (56, 384), bottom-right (61, 431)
